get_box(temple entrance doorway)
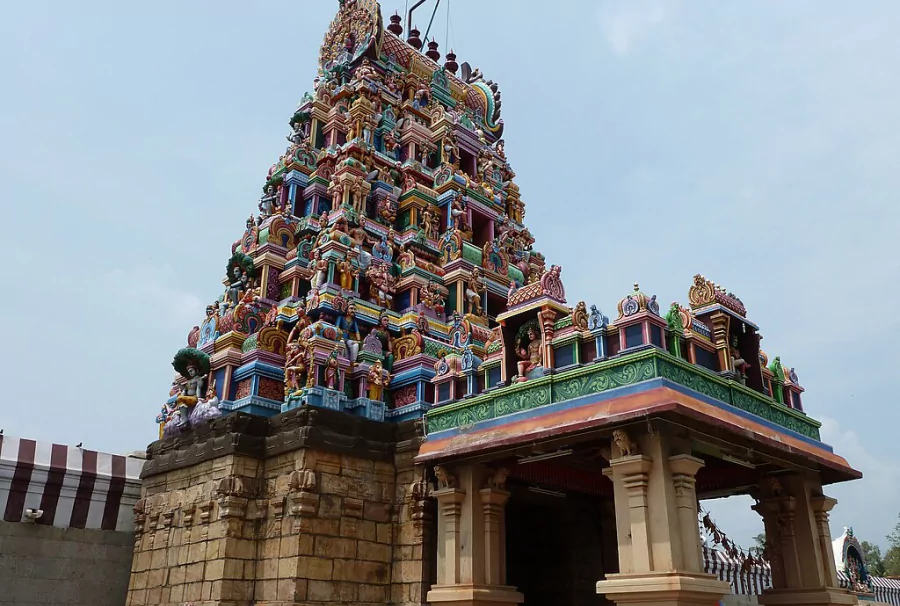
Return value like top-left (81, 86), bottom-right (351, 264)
top-left (505, 480), bottom-right (616, 606)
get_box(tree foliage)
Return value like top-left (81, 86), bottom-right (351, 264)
top-left (884, 513), bottom-right (900, 577)
top-left (861, 541), bottom-right (886, 577)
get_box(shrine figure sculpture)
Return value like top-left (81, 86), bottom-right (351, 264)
top-left (285, 337), bottom-right (312, 395)
top-left (572, 301), bottom-right (589, 331)
top-left (287, 121), bottom-right (305, 146)
top-left (372, 313), bottom-right (395, 371)
top-left (226, 266), bottom-right (250, 306)
top-left (259, 185), bottom-right (278, 216)
top-left (367, 359), bottom-right (390, 401)
top-left (338, 255), bottom-right (355, 291)
top-left (311, 249), bottom-right (328, 291)
top-left (450, 194), bottom-right (467, 230)
top-left (421, 205), bottom-right (438, 240)
top-left (515, 323), bottom-right (542, 381)
top-left (730, 336), bottom-right (749, 385)
top-left (173, 349), bottom-right (209, 408)
top-left (336, 303), bottom-right (362, 363)
top-left (465, 267), bottom-right (485, 317)
top-left (324, 350), bottom-right (340, 390)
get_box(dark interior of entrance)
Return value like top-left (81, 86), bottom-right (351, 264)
top-left (505, 482), bottom-right (616, 606)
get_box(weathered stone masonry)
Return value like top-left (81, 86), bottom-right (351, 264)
top-left (127, 407), bottom-right (434, 606)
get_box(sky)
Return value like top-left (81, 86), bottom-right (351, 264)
top-left (2, 0), bottom-right (899, 551)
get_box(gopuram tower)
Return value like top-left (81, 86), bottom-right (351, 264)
top-left (131, 3), bottom-right (862, 606)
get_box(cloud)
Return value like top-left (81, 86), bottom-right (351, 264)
top-left (597, 0), bottom-right (668, 56)
top-left (103, 265), bottom-right (205, 327)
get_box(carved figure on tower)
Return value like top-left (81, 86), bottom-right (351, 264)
top-left (324, 350), bottom-right (340, 390)
top-left (367, 359), bottom-right (390, 402)
top-left (285, 338), bottom-right (311, 397)
top-left (311, 249), bottom-right (328, 291)
top-left (259, 185), bottom-right (278, 216)
top-left (338, 255), bottom-right (355, 291)
top-left (515, 320), bottom-right (542, 382)
top-left (336, 303), bottom-right (362, 363)
top-left (465, 267), bottom-right (485, 317)
top-left (450, 194), bottom-right (467, 231)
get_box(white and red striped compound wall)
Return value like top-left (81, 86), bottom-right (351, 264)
top-left (0, 435), bottom-right (143, 532)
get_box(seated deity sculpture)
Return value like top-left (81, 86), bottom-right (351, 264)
top-left (176, 364), bottom-right (205, 408)
top-left (515, 325), bottom-right (543, 382)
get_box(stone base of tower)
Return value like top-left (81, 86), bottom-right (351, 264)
top-left (596, 572), bottom-right (730, 606)
top-left (125, 408), bottom-right (434, 606)
top-left (426, 584), bottom-right (524, 606)
top-left (758, 587), bottom-right (860, 606)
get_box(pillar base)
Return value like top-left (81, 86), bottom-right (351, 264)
top-left (596, 572), bottom-right (730, 606)
top-left (759, 587), bottom-right (859, 606)
top-left (427, 584), bottom-right (524, 606)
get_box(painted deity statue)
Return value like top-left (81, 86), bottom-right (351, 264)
top-left (177, 364), bottom-right (206, 408)
top-left (311, 250), bottom-right (328, 291)
top-left (287, 121), bottom-right (306, 147)
top-left (516, 326), bottom-right (542, 381)
top-left (285, 339), bottom-right (311, 396)
top-left (226, 266), bottom-right (250, 306)
top-left (372, 313), bottom-right (395, 371)
top-left (338, 255), bottom-right (355, 291)
top-left (730, 336), bottom-right (749, 385)
top-left (450, 194), bottom-right (467, 230)
top-left (324, 351), bottom-right (340, 390)
top-left (421, 205), bottom-right (438, 240)
top-left (367, 359), bottom-right (390, 401)
top-left (465, 267), bottom-right (485, 317)
top-left (423, 280), bottom-right (446, 315)
top-left (336, 303), bottom-right (362, 363)
top-left (259, 185), bottom-right (278, 216)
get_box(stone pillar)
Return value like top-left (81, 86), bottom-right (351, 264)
top-left (433, 487), bottom-right (466, 586)
top-left (710, 311), bottom-right (730, 372)
top-left (427, 465), bottom-right (523, 606)
top-left (479, 488), bottom-right (508, 586)
top-left (812, 496), bottom-right (840, 589)
top-left (670, 455), bottom-right (705, 572)
top-left (754, 474), bottom-right (858, 606)
top-left (603, 455), bottom-right (653, 573)
top-left (597, 429), bottom-right (729, 606)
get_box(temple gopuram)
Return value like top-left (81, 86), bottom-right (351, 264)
top-left (130, 2), bottom-right (862, 606)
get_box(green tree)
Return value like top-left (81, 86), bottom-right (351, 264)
top-left (883, 513), bottom-right (900, 577)
top-left (861, 541), bottom-right (886, 577)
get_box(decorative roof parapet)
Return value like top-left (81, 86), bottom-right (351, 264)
top-left (689, 274), bottom-right (747, 316)
top-left (425, 347), bottom-right (822, 441)
top-left (506, 265), bottom-right (566, 308)
top-left (616, 283), bottom-right (660, 320)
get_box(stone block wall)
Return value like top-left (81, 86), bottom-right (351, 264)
top-left (126, 407), bottom-right (433, 606)
top-left (0, 521), bottom-right (134, 606)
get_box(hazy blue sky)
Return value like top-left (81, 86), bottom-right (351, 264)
top-left (2, 1), bottom-right (899, 550)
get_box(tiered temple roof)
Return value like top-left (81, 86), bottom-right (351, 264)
top-left (155, 1), bottom-right (842, 483)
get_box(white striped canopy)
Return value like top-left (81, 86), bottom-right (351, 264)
top-left (703, 545), bottom-right (900, 606)
top-left (0, 434), bottom-right (143, 532)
